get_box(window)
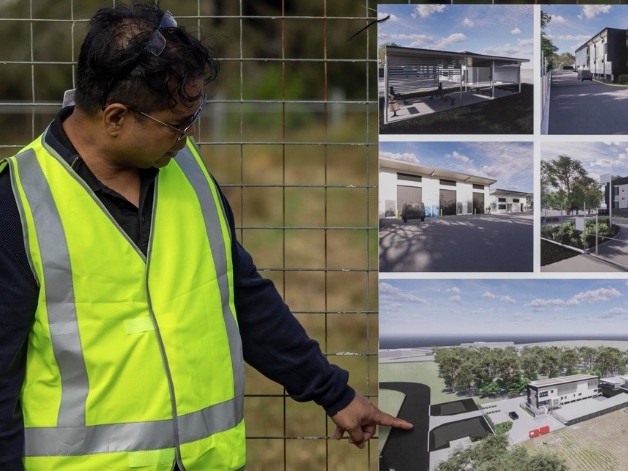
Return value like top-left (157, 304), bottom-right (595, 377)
top-left (398, 172), bottom-right (422, 183)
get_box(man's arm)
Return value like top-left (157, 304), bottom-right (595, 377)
top-left (231, 239), bottom-right (354, 415)
top-left (0, 171), bottom-right (38, 470)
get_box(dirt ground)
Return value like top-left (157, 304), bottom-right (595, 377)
top-left (519, 408), bottom-right (628, 470)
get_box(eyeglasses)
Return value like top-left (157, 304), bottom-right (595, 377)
top-left (146, 10), bottom-right (177, 56)
top-left (126, 94), bottom-right (207, 141)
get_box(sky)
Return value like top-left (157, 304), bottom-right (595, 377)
top-left (380, 278), bottom-right (628, 341)
top-left (543, 4), bottom-right (628, 56)
top-left (380, 141), bottom-right (533, 192)
top-left (542, 141), bottom-right (628, 183)
top-left (377, 4), bottom-right (534, 67)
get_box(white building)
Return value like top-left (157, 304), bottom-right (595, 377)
top-left (527, 374), bottom-right (599, 412)
top-left (489, 189), bottom-right (532, 214)
top-left (379, 157), bottom-right (496, 218)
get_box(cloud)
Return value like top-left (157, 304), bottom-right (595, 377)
top-left (447, 150), bottom-right (473, 164)
top-left (511, 28), bottom-right (521, 35)
top-left (380, 151), bottom-right (419, 165)
top-left (482, 291), bottom-right (516, 304)
top-left (549, 14), bottom-right (567, 24)
top-left (436, 33), bottom-right (468, 49)
top-left (415, 4), bottom-right (446, 18)
top-left (579, 5), bottom-right (612, 20)
top-left (501, 296), bottom-right (516, 304)
top-left (463, 18), bottom-right (474, 27)
top-left (528, 287), bottom-right (621, 309)
top-left (518, 38), bottom-right (534, 47)
top-left (379, 282), bottom-right (426, 304)
top-left (449, 295), bottom-right (462, 303)
top-left (571, 287), bottom-right (621, 304)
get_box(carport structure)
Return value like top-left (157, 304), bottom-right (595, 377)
top-left (383, 45), bottom-right (529, 124)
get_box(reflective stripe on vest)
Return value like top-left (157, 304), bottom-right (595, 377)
top-left (9, 140), bottom-right (244, 458)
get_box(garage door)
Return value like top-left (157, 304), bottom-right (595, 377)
top-left (439, 189), bottom-right (456, 216)
top-left (397, 185), bottom-right (422, 214)
top-left (473, 193), bottom-right (485, 214)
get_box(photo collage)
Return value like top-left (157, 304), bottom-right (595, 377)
top-left (377, 4), bottom-right (628, 470)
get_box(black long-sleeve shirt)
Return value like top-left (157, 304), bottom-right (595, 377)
top-left (0, 107), bottom-right (354, 469)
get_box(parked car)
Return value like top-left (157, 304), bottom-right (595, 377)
top-left (577, 69), bottom-right (592, 81)
top-left (508, 411), bottom-right (519, 420)
top-left (401, 202), bottom-right (425, 222)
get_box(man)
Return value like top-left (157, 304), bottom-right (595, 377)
top-left (0, 4), bottom-right (412, 470)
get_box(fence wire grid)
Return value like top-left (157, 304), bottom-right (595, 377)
top-left (0, 1), bottom-right (382, 470)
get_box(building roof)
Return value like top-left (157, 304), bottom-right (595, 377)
top-left (491, 189), bottom-right (532, 198)
top-left (380, 157), bottom-right (496, 187)
top-left (529, 374), bottom-right (598, 388)
top-left (385, 45), bottom-right (529, 68)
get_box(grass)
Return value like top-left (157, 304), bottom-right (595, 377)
top-left (379, 83), bottom-right (533, 134)
top-left (541, 239), bottom-right (581, 266)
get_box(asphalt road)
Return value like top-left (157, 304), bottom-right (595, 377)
top-left (379, 213), bottom-right (533, 272)
top-left (379, 382), bottom-right (430, 471)
top-left (548, 70), bottom-right (628, 134)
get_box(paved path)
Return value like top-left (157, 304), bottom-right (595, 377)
top-left (548, 70), bottom-right (628, 134)
top-left (379, 213), bottom-right (533, 272)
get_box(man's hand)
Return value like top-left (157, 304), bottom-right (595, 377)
top-left (330, 392), bottom-right (413, 448)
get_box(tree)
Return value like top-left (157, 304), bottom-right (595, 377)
top-left (541, 11), bottom-right (558, 71)
top-left (579, 346), bottom-right (597, 372)
top-left (437, 432), bottom-right (568, 471)
top-left (571, 176), bottom-right (603, 214)
top-left (560, 348), bottom-right (580, 376)
top-left (594, 346), bottom-right (625, 377)
top-left (542, 155), bottom-right (589, 214)
top-left (524, 454), bottom-right (568, 471)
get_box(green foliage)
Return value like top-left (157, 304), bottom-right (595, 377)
top-left (543, 219), bottom-right (619, 251)
top-left (494, 421), bottom-right (513, 435)
top-left (541, 11), bottom-right (558, 71)
top-left (434, 344), bottom-right (628, 397)
top-left (437, 433), bottom-right (567, 471)
top-left (618, 74), bottom-right (628, 85)
top-left (541, 154), bottom-right (602, 214)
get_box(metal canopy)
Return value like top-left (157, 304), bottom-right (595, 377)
top-left (385, 45), bottom-right (528, 68)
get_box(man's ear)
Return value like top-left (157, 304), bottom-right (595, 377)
top-left (102, 104), bottom-right (131, 137)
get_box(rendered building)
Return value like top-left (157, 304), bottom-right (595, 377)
top-left (574, 27), bottom-right (628, 82)
top-left (379, 157), bottom-right (496, 218)
top-left (527, 374), bottom-right (600, 412)
top-left (489, 189), bottom-right (532, 213)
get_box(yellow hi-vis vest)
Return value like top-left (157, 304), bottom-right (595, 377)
top-left (3, 134), bottom-right (246, 470)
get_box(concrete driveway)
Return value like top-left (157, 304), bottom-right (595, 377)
top-left (379, 213), bottom-right (533, 272)
top-left (548, 70), bottom-right (628, 134)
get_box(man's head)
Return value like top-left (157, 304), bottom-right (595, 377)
top-left (75, 3), bottom-right (218, 115)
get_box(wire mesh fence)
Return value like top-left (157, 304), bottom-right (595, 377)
top-left (0, 1), bottom-right (380, 469)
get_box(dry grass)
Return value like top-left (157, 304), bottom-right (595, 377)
top-left (519, 408), bottom-right (628, 471)
top-left (205, 114), bottom-right (380, 470)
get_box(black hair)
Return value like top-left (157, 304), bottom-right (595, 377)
top-left (74, 3), bottom-right (219, 114)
